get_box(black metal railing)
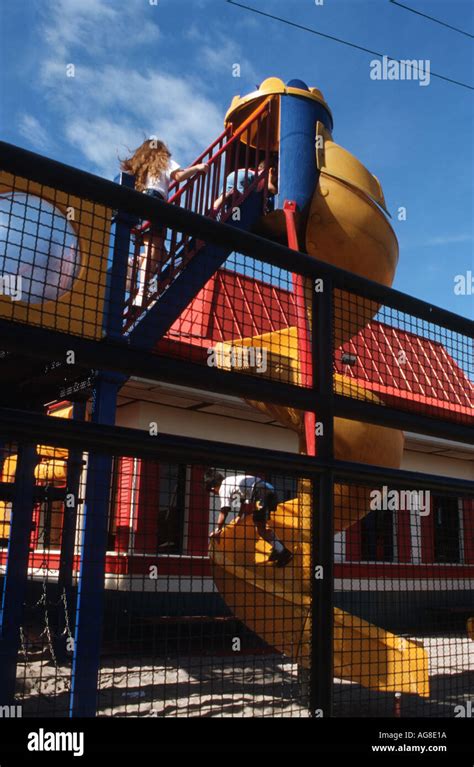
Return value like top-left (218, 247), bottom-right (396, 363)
top-left (0, 141), bottom-right (472, 719)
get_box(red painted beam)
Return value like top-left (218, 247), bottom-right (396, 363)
top-left (283, 200), bottom-right (315, 456)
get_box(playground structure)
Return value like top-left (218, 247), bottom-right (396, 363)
top-left (0, 77), bottom-right (472, 718)
top-left (206, 79), bottom-right (428, 695)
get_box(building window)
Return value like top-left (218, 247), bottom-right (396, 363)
top-left (156, 463), bottom-right (186, 553)
top-left (360, 509), bottom-right (395, 562)
top-left (109, 459), bottom-right (186, 555)
top-left (433, 495), bottom-right (460, 564)
top-left (268, 475), bottom-right (297, 503)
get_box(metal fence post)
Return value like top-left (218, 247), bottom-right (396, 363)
top-left (69, 173), bottom-right (132, 715)
top-left (310, 275), bottom-right (334, 717)
top-left (54, 400), bottom-right (87, 661)
top-left (0, 442), bottom-right (37, 703)
top-left (106, 171), bottom-right (136, 340)
top-left (69, 375), bottom-right (120, 717)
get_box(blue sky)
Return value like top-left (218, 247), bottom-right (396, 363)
top-left (1, 0), bottom-right (472, 319)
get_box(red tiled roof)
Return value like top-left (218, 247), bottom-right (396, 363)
top-left (335, 323), bottom-right (474, 420)
top-left (169, 269), bottom-right (297, 341)
top-left (162, 269), bottom-right (473, 419)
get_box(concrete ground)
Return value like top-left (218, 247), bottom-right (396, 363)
top-left (15, 634), bottom-right (473, 718)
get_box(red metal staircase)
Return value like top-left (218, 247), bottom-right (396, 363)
top-left (123, 97), bottom-right (274, 341)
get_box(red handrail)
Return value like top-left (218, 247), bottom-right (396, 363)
top-left (168, 126), bottom-right (231, 197)
top-left (123, 96), bottom-right (275, 330)
top-left (168, 96), bottom-right (273, 207)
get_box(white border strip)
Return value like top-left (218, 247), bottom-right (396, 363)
top-left (335, 578), bottom-right (474, 592)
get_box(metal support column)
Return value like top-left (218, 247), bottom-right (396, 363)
top-left (310, 276), bottom-right (334, 717)
top-left (69, 175), bottom-right (131, 715)
top-left (54, 400), bottom-right (87, 661)
top-left (106, 172), bottom-right (136, 340)
top-left (0, 443), bottom-right (37, 703)
top-left (69, 374), bottom-right (121, 717)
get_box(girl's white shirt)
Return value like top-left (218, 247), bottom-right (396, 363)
top-left (146, 159), bottom-right (180, 198)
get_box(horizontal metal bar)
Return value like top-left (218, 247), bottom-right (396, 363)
top-left (0, 481), bottom-right (67, 502)
top-left (1, 141), bottom-right (472, 336)
top-left (0, 318), bottom-right (321, 412)
top-left (1, 317), bottom-right (471, 449)
top-left (331, 459), bottom-right (474, 496)
top-left (0, 407), bottom-right (472, 496)
top-left (333, 394), bottom-right (474, 446)
top-left (0, 405), bottom-right (319, 475)
top-left (1, 319), bottom-right (471, 444)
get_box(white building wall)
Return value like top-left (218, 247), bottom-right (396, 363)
top-left (117, 399), bottom-right (473, 483)
top-left (401, 450), bottom-right (473, 481)
top-left (117, 401), bottom-right (300, 453)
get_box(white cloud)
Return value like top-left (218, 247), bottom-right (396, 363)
top-left (18, 114), bottom-right (50, 152)
top-left (33, 1), bottom-right (226, 177)
top-left (189, 26), bottom-right (260, 87)
top-left (200, 37), bottom-right (251, 75)
top-left (40, 0), bottom-right (160, 58)
top-left (427, 234), bottom-right (473, 246)
top-left (40, 64), bottom-right (222, 176)
top-left (64, 117), bottom-right (136, 176)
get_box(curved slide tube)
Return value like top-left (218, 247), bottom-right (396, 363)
top-left (209, 327), bottom-right (430, 697)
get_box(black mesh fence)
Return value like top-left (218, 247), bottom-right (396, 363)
top-left (0, 143), bottom-right (472, 721)
top-left (1, 446), bottom-right (312, 718)
top-left (0, 174), bottom-right (111, 337)
top-left (1, 436), bottom-right (473, 718)
top-left (333, 479), bottom-right (474, 718)
top-left (334, 290), bottom-right (474, 427)
top-left (0, 439), bottom-right (75, 717)
top-left (96, 462), bottom-right (310, 718)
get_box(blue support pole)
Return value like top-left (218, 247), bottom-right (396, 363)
top-left (69, 175), bottom-right (132, 715)
top-left (54, 400), bottom-right (87, 662)
top-left (69, 374), bottom-right (121, 717)
top-left (0, 443), bottom-right (37, 703)
top-left (278, 79), bottom-right (332, 210)
top-left (279, 81), bottom-right (333, 453)
top-left (105, 172), bottom-right (137, 340)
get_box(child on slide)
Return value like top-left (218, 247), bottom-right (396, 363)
top-left (205, 469), bottom-right (293, 567)
top-left (121, 139), bottom-right (208, 289)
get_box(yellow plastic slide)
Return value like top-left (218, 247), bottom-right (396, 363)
top-left (209, 327), bottom-right (430, 697)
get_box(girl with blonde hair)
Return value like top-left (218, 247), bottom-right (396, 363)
top-left (121, 138), bottom-right (208, 291)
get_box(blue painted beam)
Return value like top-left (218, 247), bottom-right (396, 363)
top-left (279, 79), bottom-right (332, 211)
top-left (54, 400), bottom-right (86, 662)
top-left (0, 443), bottom-right (37, 703)
top-left (68, 374), bottom-right (121, 717)
top-left (128, 191), bottom-right (263, 350)
top-left (68, 172), bottom-right (133, 716)
top-left (104, 172), bottom-right (137, 340)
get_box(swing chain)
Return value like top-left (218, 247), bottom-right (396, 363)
top-left (60, 587), bottom-right (74, 651)
top-left (38, 579), bottom-right (59, 671)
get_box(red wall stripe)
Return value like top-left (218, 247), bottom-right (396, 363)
top-left (187, 465), bottom-right (210, 556)
top-left (135, 459), bottom-right (161, 554)
top-left (463, 498), bottom-right (474, 564)
top-left (114, 457), bottom-right (135, 552)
